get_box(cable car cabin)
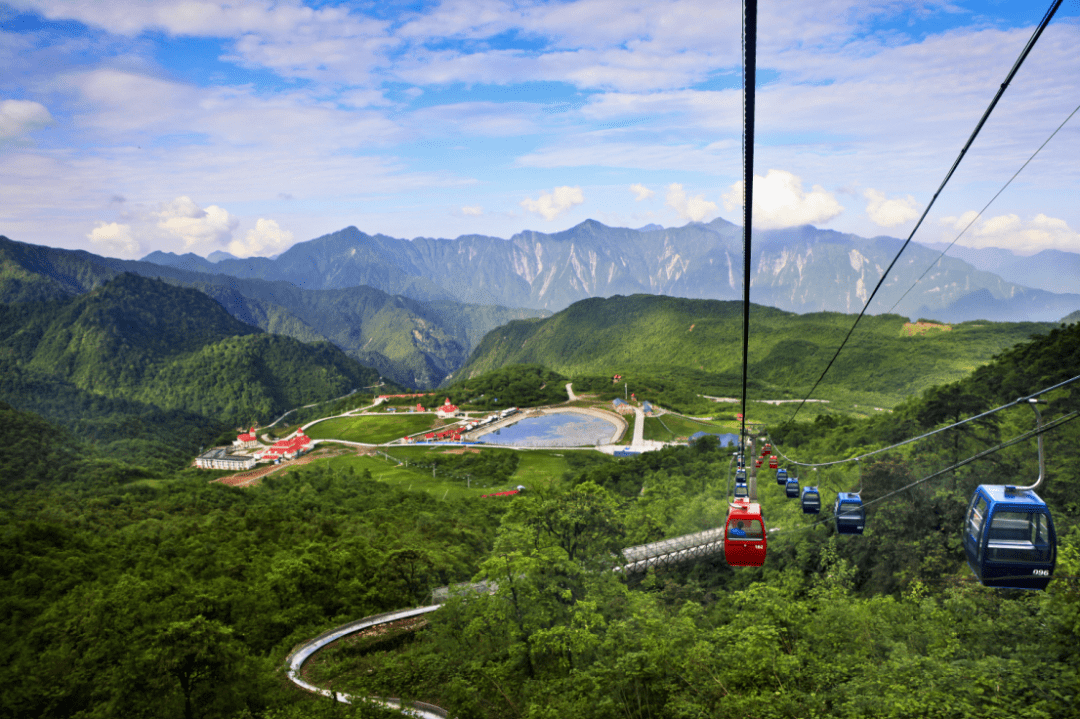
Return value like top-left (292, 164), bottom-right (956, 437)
top-left (785, 477), bottom-right (800, 498)
top-left (963, 485), bottom-right (1056, 590)
top-left (769, 455), bottom-right (779, 469)
top-left (733, 480), bottom-right (749, 499)
top-left (776, 467), bottom-right (788, 485)
top-left (763, 443), bottom-right (772, 453)
top-left (801, 486), bottom-right (821, 514)
top-left (834, 493), bottom-right (865, 535)
top-left (755, 457), bottom-right (763, 468)
top-left (735, 468), bottom-right (746, 482)
top-left (725, 502), bottom-right (767, 567)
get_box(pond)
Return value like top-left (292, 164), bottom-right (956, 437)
top-left (478, 412), bottom-right (621, 447)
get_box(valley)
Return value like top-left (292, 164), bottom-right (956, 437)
top-left (1, 228), bottom-right (1078, 719)
top-left (6, 3), bottom-right (1080, 717)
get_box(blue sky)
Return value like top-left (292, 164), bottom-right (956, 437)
top-left (1, 0), bottom-right (1078, 259)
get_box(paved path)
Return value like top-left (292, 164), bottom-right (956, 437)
top-left (701, 395), bottom-right (830, 405)
top-left (632, 406), bottom-right (645, 448)
top-left (565, 382), bottom-right (578, 401)
top-left (264, 387), bottom-right (363, 428)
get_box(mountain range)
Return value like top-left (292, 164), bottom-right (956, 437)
top-left (0, 235), bottom-right (545, 387)
top-left (922, 243), bottom-right (1080, 297)
top-left (140, 219), bottom-right (1080, 323)
top-left (3, 218), bottom-right (1078, 393)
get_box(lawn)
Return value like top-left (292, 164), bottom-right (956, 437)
top-left (305, 413), bottom-right (438, 444)
top-left (310, 447), bottom-right (577, 500)
top-left (643, 413), bottom-right (732, 441)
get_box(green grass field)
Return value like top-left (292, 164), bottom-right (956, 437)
top-left (643, 413), bottom-right (731, 441)
top-left (305, 413), bottom-right (437, 444)
top-left (312, 447), bottom-right (577, 500)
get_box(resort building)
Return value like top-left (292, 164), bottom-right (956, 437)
top-left (233, 427), bottom-right (259, 449)
top-left (435, 398), bottom-right (459, 418)
top-left (196, 448), bottom-right (257, 471)
top-left (257, 429), bottom-right (314, 462)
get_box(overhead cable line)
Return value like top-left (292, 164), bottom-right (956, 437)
top-left (780, 0), bottom-right (1065, 428)
top-left (771, 408), bottom-right (1080, 537)
top-left (738, 0), bottom-right (758, 455)
top-left (770, 373), bottom-right (1080, 468)
top-left (887, 100), bottom-right (1080, 315)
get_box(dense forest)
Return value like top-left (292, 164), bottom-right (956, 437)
top-left (1, 302), bottom-right (1078, 716)
top-left (305, 321), bottom-right (1080, 717)
top-left (442, 365), bottom-right (571, 409)
top-left (0, 274), bottom-right (384, 468)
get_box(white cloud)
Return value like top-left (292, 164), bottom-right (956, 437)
top-left (87, 221), bottom-right (140, 258)
top-left (722, 169), bottom-right (843, 229)
top-left (520, 186), bottom-right (584, 221)
top-left (461, 205), bottom-right (483, 216)
top-left (665, 183), bottom-right (717, 222)
top-left (630, 183), bottom-right (654, 201)
top-left (0, 99), bottom-right (54, 141)
top-left (863, 188), bottom-right (920, 228)
top-left (156, 196), bottom-right (238, 253)
top-left (940, 212), bottom-right (1080, 254)
top-left (228, 218), bottom-right (294, 257)
top-left (407, 101), bottom-right (540, 137)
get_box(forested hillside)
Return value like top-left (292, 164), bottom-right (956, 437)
top-left (0, 274), bottom-right (381, 466)
top-left (305, 318), bottom-right (1080, 717)
top-left (457, 294), bottom-right (1052, 408)
top-left (1, 235), bottom-right (547, 388)
top-left (1, 308), bottom-right (1077, 717)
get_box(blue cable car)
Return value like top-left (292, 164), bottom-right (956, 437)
top-left (962, 399), bottom-right (1057, 589)
top-left (834, 492), bottom-right (865, 535)
top-left (785, 477), bottom-right (800, 499)
top-left (801, 486), bottom-right (821, 514)
top-left (963, 485), bottom-right (1056, 590)
top-left (776, 467), bottom-right (788, 485)
top-left (735, 468), bottom-right (746, 482)
top-left (734, 480), bottom-right (749, 499)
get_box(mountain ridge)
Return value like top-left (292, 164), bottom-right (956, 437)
top-left (1, 235), bottom-right (547, 388)
top-left (138, 219), bottom-right (1080, 323)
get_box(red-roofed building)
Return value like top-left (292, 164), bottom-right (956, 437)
top-left (435, 397), bottom-right (459, 418)
top-left (259, 430), bottom-right (312, 461)
top-left (233, 427), bottom-right (259, 449)
top-left (415, 403), bottom-right (425, 412)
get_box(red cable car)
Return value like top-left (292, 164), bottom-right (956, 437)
top-left (769, 455), bottom-right (778, 469)
top-left (724, 501), bottom-right (767, 567)
top-left (755, 457), bottom-right (763, 468)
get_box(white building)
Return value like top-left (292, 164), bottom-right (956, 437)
top-left (195, 448), bottom-right (256, 471)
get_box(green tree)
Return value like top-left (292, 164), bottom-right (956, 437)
top-left (150, 616), bottom-right (249, 719)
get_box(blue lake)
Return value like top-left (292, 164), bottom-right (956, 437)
top-left (479, 413), bottom-right (620, 447)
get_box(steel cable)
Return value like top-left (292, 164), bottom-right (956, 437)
top-left (781, 0), bottom-right (1065, 428)
top-left (768, 373), bottom-right (1080, 468)
top-left (887, 100), bottom-right (1080, 315)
